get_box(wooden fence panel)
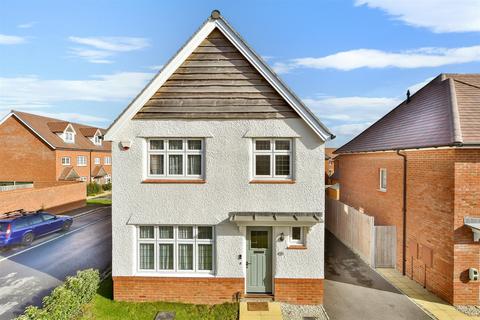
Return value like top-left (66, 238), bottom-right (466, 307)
top-left (374, 226), bottom-right (397, 268)
top-left (326, 198), bottom-right (375, 265)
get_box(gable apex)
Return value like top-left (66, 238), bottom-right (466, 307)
top-left (105, 12), bottom-right (333, 141)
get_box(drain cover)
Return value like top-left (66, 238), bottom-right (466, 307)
top-left (155, 311), bottom-right (175, 320)
top-left (247, 302), bottom-right (269, 311)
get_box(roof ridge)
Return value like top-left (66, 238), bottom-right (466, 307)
top-left (447, 78), bottom-right (463, 144)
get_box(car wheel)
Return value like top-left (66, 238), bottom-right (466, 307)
top-left (22, 233), bottom-right (34, 246)
top-left (62, 221), bottom-right (72, 231)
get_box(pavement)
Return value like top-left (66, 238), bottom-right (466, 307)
top-left (0, 205), bottom-right (111, 320)
top-left (323, 231), bottom-right (432, 320)
top-left (378, 268), bottom-right (480, 320)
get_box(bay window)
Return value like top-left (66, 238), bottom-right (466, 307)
top-left (253, 139), bottom-right (293, 179)
top-left (137, 225), bottom-right (214, 273)
top-left (147, 139), bottom-right (203, 179)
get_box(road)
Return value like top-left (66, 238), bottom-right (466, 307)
top-left (0, 206), bottom-right (111, 320)
top-left (323, 231), bottom-right (432, 320)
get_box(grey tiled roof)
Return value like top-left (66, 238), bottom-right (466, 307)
top-left (335, 74), bottom-right (480, 154)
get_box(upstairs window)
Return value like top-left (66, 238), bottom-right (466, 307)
top-left (61, 157), bottom-right (71, 166)
top-left (379, 168), bottom-right (387, 192)
top-left (104, 157), bottom-right (112, 165)
top-left (253, 139), bottom-right (293, 179)
top-left (77, 156), bottom-right (87, 166)
top-left (94, 157), bottom-right (100, 165)
top-left (94, 134), bottom-right (102, 146)
top-left (147, 139), bottom-right (203, 179)
top-left (63, 124), bottom-right (76, 143)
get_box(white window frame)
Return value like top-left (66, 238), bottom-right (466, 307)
top-left (94, 157), bottom-right (100, 165)
top-left (289, 226), bottom-right (305, 246)
top-left (104, 156), bottom-right (112, 165)
top-left (146, 138), bottom-right (204, 179)
top-left (77, 155), bottom-right (87, 166)
top-left (79, 176), bottom-right (87, 182)
top-left (63, 124), bottom-right (76, 144)
top-left (61, 156), bottom-right (71, 166)
top-left (136, 225), bottom-right (214, 274)
top-left (93, 133), bottom-right (102, 146)
top-left (252, 138), bottom-right (293, 180)
top-left (379, 168), bottom-right (387, 192)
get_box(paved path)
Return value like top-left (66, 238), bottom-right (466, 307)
top-left (324, 231), bottom-right (432, 320)
top-left (0, 206), bottom-right (111, 320)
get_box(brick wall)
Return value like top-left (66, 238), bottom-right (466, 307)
top-left (56, 150), bottom-right (112, 182)
top-left (0, 116), bottom-right (56, 182)
top-left (113, 276), bottom-right (244, 304)
top-left (274, 278), bottom-right (323, 304)
top-left (337, 148), bottom-right (480, 305)
top-left (453, 149), bottom-right (480, 305)
top-left (0, 181), bottom-right (86, 214)
top-left (338, 152), bottom-right (404, 270)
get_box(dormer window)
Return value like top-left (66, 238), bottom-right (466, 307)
top-left (63, 124), bottom-right (76, 144)
top-left (94, 133), bottom-right (102, 146)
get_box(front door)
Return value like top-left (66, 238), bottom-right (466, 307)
top-left (246, 227), bottom-right (272, 293)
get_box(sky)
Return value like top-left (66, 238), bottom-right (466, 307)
top-left (1, 0), bottom-right (480, 147)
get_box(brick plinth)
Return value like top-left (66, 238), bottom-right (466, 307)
top-left (274, 278), bottom-right (323, 305)
top-left (113, 276), bottom-right (244, 304)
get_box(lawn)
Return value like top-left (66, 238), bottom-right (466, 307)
top-left (86, 198), bottom-right (112, 206)
top-left (81, 278), bottom-right (239, 320)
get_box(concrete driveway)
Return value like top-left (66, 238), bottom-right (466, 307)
top-left (324, 231), bottom-right (432, 320)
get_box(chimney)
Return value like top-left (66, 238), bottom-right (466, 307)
top-left (211, 10), bottom-right (221, 19)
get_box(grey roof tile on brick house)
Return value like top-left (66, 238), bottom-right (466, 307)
top-left (335, 74), bottom-right (480, 154)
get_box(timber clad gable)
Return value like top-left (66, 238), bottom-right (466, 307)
top-left (134, 29), bottom-right (299, 120)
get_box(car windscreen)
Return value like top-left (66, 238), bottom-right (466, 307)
top-left (0, 223), bottom-right (8, 232)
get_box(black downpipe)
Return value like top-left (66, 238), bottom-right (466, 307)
top-left (397, 150), bottom-right (407, 275)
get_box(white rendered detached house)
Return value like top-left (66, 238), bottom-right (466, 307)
top-left (105, 10), bottom-right (333, 305)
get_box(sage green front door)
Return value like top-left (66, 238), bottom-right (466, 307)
top-left (246, 227), bottom-right (272, 293)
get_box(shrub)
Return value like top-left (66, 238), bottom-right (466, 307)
top-left (86, 182), bottom-right (102, 196)
top-left (102, 182), bottom-right (112, 191)
top-left (15, 269), bottom-right (100, 320)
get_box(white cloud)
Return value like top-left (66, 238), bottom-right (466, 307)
top-left (69, 36), bottom-right (149, 52)
top-left (148, 65), bottom-right (164, 71)
top-left (355, 0), bottom-right (480, 33)
top-left (332, 123), bottom-right (371, 136)
top-left (68, 36), bottom-right (149, 63)
top-left (35, 112), bottom-right (109, 123)
top-left (0, 34), bottom-right (26, 45)
top-left (274, 45), bottom-right (480, 72)
top-left (17, 22), bottom-right (36, 29)
top-left (0, 72), bottom-right (153, 109)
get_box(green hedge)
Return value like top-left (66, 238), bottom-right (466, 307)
top-left (102, 182), bottom-right (112, 191)
top-left (86, 182), bottom-right (102, 196)
top-left (16, 269), bottom-right (100, 320)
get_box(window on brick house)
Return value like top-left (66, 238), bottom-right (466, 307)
top-left (61, 157), bottom-right (71, 166)
top-left (379, 168), bottom-right (387, 192)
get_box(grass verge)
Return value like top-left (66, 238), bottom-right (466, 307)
top-left (86, 199), bottom-right (112, 206)
top-left (81, 278), bottom-right (239, 320)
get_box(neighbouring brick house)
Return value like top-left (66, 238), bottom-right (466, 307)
top-left (104, 11), bottom-right (333, 305)
top-left (0, 110), bottom-right (112, 184)
top-left (334, 73), bottom-right (480, 306)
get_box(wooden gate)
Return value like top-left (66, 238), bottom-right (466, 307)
top-left (374, 226), bottom-right (396, 268)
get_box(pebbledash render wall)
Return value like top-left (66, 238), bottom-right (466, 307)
top-left (111, 118), bottom-right (325, 304)
top-left (337, 148), bottom-right (480, 305)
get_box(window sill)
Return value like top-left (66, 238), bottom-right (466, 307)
top-left (249, 180), bottom-right (295, 184)
top-left (142, 179), bottom-right (206, 184)
top-left (287, 245), bottom-right (307, 250)
top-left (377, 189), bottom-right (387, 193)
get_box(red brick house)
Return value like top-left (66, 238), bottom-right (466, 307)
top-left (334, 74), bottom-right (480, 306)
top-left (0, 110), bottom-right (112, 184)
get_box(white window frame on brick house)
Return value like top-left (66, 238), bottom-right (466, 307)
top-left (379, 168), bottom-right (387, 192)
top-left (136, 225), bottom-right (214, 274)
top-left (104, 156), bottom-right (112, 165)
top-left (93, 131), bottom-right (102, 146)
top-left (77, 155), bottom-right (87, 166)
top-left (79, 176), bottom-right (87, 182)
top-left (94, 157), bottom-right (100, 165)
top-left (252, 138), bottom-right (293, 180)
top-left (146, 138), bottom-right (204, 180)
top-left (62, 124), bottom-right (76, 144)
top-left (61, 156), bottom-right (71, 166)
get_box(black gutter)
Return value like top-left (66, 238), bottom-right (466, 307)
top-left (396, 150), bottom-right (407, 276)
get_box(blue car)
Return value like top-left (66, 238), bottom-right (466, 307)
top-left (0, 210), bottom-right (73, 248)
